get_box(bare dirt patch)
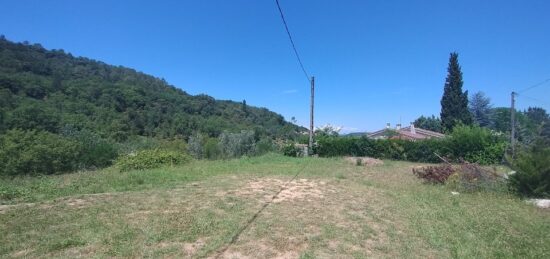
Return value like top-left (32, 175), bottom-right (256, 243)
top-left (218, 239), bottom-right (304, 259)
top-left (235, 178), bottom-right (335, 203)
top-left (156, 238), bottom-right (206, 256)
top-left (10, 248), bottom-right (33, 257)
top-left (344, 156), bottom-right (384, 166)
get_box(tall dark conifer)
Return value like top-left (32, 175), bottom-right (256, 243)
top-left (440, 52), bottom-right (472, 132)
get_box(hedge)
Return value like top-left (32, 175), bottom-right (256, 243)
top-left (315, 126), bottom-right (506, 165)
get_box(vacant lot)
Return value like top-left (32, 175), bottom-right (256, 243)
top-left (1, 154), bottom-right (549, 258)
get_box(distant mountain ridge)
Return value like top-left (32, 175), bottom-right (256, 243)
top-left (0, 37), bottom-right (304, 140)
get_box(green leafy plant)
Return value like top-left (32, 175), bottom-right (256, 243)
top-left (115, 149), bottom-right (191, 172)
top-left (508, 141), bottom-right (550, 198)
top-left (0, 129), bottom-right (80, 176)
top-left (282, 144), bottom-right (302, 157)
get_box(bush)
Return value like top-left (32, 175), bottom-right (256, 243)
top-left (315, 126), bottom-right (506, 165)
top-left (204, 138), bottom-right (221, 160)
top-left (187, 133), bottom-right (205, 159)
top-left (218, 130), bottom-right (255, 159)
top-left (0, 129), bottom-right (80, 175)
top-left (445, 125), bottom-right (506, 164)
top-left (61, 126), bottom-right (118, 169)
top-left (508, 141), bottom-right (550, 198)
top-left (254, 138), bottom-right (275, 156)
top-left (118, 136), bottom-right (187, 154)
top-left (282, 144), bottom-right (302, 157)
top-left (115, 149), bottom-right (191, 172)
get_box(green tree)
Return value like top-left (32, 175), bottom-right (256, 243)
top-left (469, 91), bottom-right (492, 127)
top-left (242, 99), bottom-right (247, 114)
top-left (413, 115), bottom-right (443, 133)
top-left (440, 52), bottom-right (472, 132)
top-left (526, 107), bottom-right (549, 126)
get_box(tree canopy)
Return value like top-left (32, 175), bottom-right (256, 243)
top-left (0, 38), bottom-right (305, 141)
top-left (440, 52), bottom-right (472, 132)
top-left (469, 91), bottom-right (492, 127)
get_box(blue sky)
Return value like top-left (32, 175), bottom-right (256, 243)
top-left (1, 0), bottom-right (549, 132)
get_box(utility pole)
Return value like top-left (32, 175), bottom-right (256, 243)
top-left (309, 76), bottom-right (315, 156)
top-left (510, 91), bottom-right (516, 156)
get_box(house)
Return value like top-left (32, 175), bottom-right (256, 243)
top-left (367, 123), bottom-right (445, 140)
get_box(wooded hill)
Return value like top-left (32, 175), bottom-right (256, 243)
top-left (0, 37), bottom-right (304, 141)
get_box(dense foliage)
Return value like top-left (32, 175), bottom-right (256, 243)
top-left (440, 52), bottom-right (472, 132)
top-left (415, 106), bottom-right (549, 146)
top-left (0, 37), bottom-right (302, 140)
top-left (0, 129), bottom-right (79, 175)
top-left (413, 115), bottom-right (443, 133)
top-left (508, 140), bottom-right (550, 198)
top-left (0, 37), bottom-right (303, 175)
top-left (315, 126), bottom-right (506, 165)
top-left (115, 149), bottom-right (191, 172)
top-left (469, 91), bottom-right (492, 127)
top-left (187, 130), bottom-right (275, 160)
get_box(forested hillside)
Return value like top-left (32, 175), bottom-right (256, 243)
top-left (0, 37), bottom-right (303, 140)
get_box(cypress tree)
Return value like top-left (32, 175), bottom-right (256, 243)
top-left (440, 52), bottom-right (472, 132)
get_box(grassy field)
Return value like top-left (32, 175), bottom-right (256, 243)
top-left (1, 154), bottom-right (549, 258)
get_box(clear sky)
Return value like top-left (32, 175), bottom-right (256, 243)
top-left (1, 0), bottom-right (549, 132)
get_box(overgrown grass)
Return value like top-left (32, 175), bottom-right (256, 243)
top-left (0, 153), bottom-right (316, 204)
top-left (1, 154), bottom-right (548, 258)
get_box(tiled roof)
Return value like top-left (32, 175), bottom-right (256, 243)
top-left (367, 126), bottom-right (445, 140)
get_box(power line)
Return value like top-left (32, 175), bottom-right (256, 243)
top-left (516, 93), bottom-right (550, 106)
top-left (275, 0), bottom-right (311, 82)
top-left (517, 78), bottom-right (550, 94)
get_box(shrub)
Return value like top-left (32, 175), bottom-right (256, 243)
top-left (315, 136), bottom-right (355, 157)
top-left (445, 125), bottom-right (506, 164)
top-left (218, 130), bottom-right (256, 159)
top-left (61, 127), bottom-right (118, 169)
top-left (355, 158), bottom-right (362, 166)
top-left (282, 144), bottom-right (302, 157)
top-left (508, 141), bottom-right (550, 198)
top-left (115, 149), bottom-right (191, 172)
top-left (0, 129), bottom-right (80, 175)
top-left (187, 133), bottom-right (205, 159)
top-left (315, 126), bottom-right (506, 165)
top-left (119, 136), bottom-right (186, 154)
top-left (204, 138), bottom-right (221, 160)
top-left (254, 138), bottom-right (275, 156)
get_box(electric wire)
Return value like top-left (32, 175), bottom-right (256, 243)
top-left (517, 78), bottom-right (550, 94)
top-left (214, 161), bottom-right (310, 258)
top-left (516, 93), bottom-right (550, 106)
top-left (275, 0), bottom-right (311, 82)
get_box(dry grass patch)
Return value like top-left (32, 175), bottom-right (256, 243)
top-left (233, 178), bottom-right (335, 203)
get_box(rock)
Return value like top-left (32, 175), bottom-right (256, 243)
top-left (528, 199), bottom-right (550, 209)
top-left (503, 171), bottom-right (516, 180)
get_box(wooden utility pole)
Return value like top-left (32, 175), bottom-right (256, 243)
top-left (309, 76), bottom-right (315, 156)
top-left (510, 91), bottom-right (516, 156)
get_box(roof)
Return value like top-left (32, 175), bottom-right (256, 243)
top-left (367, 126), bottom-right (445, 140)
